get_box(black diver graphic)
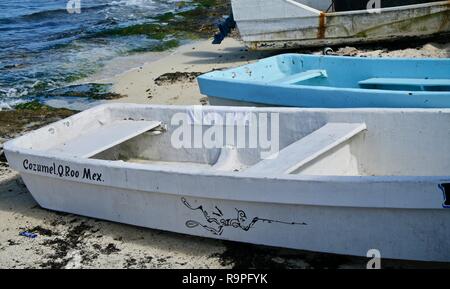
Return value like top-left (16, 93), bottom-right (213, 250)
top-left (439, 183), bottom-right (450, 208)
top-left (181, 197), bottom-right (307, 236)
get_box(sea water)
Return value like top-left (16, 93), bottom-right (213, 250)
top-left (0, 0), bottom-right (197, 110)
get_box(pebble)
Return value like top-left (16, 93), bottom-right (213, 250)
top-left (271, 257), bottom-right (285, 264)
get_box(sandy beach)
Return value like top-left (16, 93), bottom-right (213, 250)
top-left (109, 38), bottom-right (272, 106)
top-left (109, 38), bottom-right (450, 107)
top-left (1, 36), bottom-right (450, 268)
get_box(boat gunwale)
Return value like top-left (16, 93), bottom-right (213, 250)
top-left (4, 103), bottom-right (450, 209)
top-left (200, 78), bottom-right (450, 97)
top-left (284, 0), bottom-right (321, 15)
top-left (5, 145), bottom-right (450, 182)
top-left (5, 148), bottom-right (450, 209)
top-left (4, 103), bottom-right (450, 184)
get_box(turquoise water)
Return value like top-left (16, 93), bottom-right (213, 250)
top-left (0, 0), bottom-right (197, 109)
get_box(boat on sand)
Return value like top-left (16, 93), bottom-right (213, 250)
top-left (4, 103), bottom-right (450, 262)
top-left (231, 0), bottom-right (450, 50)
top-left (198, 54), bottom-right (450, 108)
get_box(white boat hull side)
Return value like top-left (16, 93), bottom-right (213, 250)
top-left (232, 1), bottom-right (450, 50)
top-left (16, 170), bottom-right (450, 262)
top-left (4, 104), bottom-right (450, 262)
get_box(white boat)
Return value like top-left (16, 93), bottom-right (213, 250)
top-left (231, 0), bottom-right (450, 50)
top-left (3, 103), bottom-right (450, 262)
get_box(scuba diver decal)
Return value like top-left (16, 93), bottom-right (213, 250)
top-left (181, 197), bottom-right (307, 236)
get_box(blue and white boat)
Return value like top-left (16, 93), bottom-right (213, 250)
top-left (198, 54), bottom-right (450, 108)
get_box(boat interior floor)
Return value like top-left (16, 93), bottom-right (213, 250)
top-left (92, 121), bottom-right (374, 176)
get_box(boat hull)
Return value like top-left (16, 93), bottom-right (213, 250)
top-left (232, 0), bottom-right (450, 50)
top-left (202, 82), bottom-right (450, 108)
top-left (11, 170), bottom-right (450, 262)
top-left (4, 104), bottom-right (450, 262)
top-left (198, 54), bottom-right (450, 108)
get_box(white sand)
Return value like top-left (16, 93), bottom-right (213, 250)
top-left (110, 39), bottom-right (450, 106)
top-left (110, 38), bottom-right (271, 105)
top-left (0, 167), bottom-right (229, 268)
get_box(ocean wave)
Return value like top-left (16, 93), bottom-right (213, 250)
top-left (110, 0), bottom-right (157, 7)
top-left (0, 87), bottom-right (30, 98)
top-left (2, 0), bottom-right (165, 23)
top-left (0, 98), bottom-right (27, 110)
top-left (0, 4), bottom-right (110, 23)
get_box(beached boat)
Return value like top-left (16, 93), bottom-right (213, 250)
top-left (198, 54), bottom-right (450, 108)
top-left (4, 103), bottom-right (450, 262)
top-left (231, 0), bottom-right (450, 50)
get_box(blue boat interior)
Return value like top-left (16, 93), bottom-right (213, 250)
top-left (201, 54), bottom-right (450, 92)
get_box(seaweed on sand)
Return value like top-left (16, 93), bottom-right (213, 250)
top-left (0, 102), bottom-right (75, 139)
